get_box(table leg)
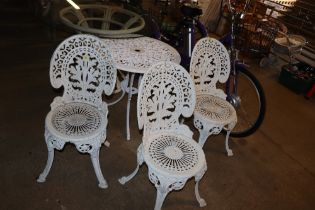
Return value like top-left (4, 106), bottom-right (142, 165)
top-left (126, 73), bottom-right (136, 140)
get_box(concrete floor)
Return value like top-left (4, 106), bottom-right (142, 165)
top-left (1, 1), bottom-right (315, 210)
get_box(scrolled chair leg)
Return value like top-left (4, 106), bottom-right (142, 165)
top-left (149, 171), bottom-right (188, 210)
top-left (195, 180), bottom-right (207, 207)
top-left (37, 145), bottom-right (54, 183)
top-left (154, 188), bottom-right (169, 210)
top-left (197, 126), bottom-right (222, 148)
top-left (90, 147), bottom-right (108, 189)
top-left (118, 144), bottom-right (144, 185)
top-left (118, 164), bottom-right (140, 185)
top-left (37, 134), bottom-right (65, 183)
top-left (225, 130), bottom-right (233, 156)
top-left (194, 118), bottom-right (210, 148)
top-left (198, 129), bottom-right (210, 148)
top-left (194, 164), bottom-right (207, 207)
top-left (151, 175), bottom-right (172, 210)
top-left (225, 121), bottom-right (236, 157)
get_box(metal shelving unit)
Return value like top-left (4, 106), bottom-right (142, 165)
top-left (255, 0), bottom-right (315, 66)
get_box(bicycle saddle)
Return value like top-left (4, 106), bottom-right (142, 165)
top-left (180, 3), bottom-right (203, 18)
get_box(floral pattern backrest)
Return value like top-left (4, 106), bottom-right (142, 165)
top-left (190, 37), bottom-right (230, 99)
top-left (137, 61), bottom-right (196, 139)
top-left (50, 34), bottom-right (117, 108)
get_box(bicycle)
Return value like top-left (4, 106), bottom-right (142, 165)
top-left (148, 0), bottom-right (208, 69)
top-left (219, 0), bottom-right (266, 137)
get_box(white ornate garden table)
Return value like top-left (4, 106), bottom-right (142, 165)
top-left (102, 36), bottom-right (181, 140)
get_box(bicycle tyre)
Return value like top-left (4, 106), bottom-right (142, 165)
top-left (228, 65), bottom-right (266, 137)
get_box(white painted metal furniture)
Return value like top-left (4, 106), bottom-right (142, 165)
top-left (102, 36), bottom-right (181, 140)
top-left (59, 4), bottom-right (145, 38)
top-left (118, 61), bottom-right (207, 210)
top-left (190, 37), bottom-right (237, 156)
top-left (37, 34), bottom-right (117, 188)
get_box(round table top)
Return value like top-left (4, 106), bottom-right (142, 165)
top-left (102, 36), bottom-right (181, 74)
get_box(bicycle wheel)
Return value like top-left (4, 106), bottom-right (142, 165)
top-left (228, 65), bottom-right (266, 137)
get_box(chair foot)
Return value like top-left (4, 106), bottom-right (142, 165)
top-left (227, 149), bottom-right (233, 157)
top-left (118, 164), bottom-right (140, 185)
top-left (118, 176), bottom-right (128, 185)
top-left (36, 174), bottom-right (46, 183)
top-left (198, 198), bottom-right (207, 207)
top-left (98, 182), bottom-right (108, 189)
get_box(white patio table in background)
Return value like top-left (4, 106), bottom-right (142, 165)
top-left (102, 36), bottom-right (181, 140)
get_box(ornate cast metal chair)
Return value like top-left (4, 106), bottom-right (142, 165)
top-left (190, 37), bottom-right (237, 156)
top-left (118, 61), bottom-right (207, 210)
top-left (37, 34), bottom-right (117, 188)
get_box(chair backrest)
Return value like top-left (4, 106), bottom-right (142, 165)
top-left (190, 37), bottom-right (230, 99)
top-left (137, 61), bottom-right (196, 138)
top-left (50, 34), bottom-right (117, 107)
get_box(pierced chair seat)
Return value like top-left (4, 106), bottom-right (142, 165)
top-left (46, 103), bottom-right (105, 141)
top-left (144, 133), bottom-right (205, 178)
top-left (195, 95), bottom-right (236, 126)
top-left (41, 102), bottom-right (108, 188)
